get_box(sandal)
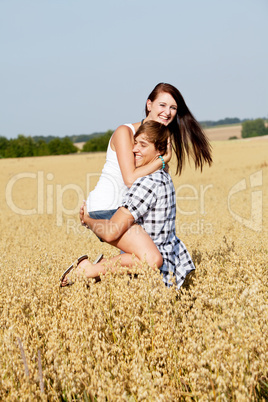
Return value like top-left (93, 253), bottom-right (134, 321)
top-left (60, 253), bottom-right (103, 287)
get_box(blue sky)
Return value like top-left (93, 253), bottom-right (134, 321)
top-left (1, 0), bottom-right (267, 139)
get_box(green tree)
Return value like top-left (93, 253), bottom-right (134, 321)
top-left (33, 139), bottom-right (49, 156)
top-left (0, 136), bottom-right (9, 158)
top-left (4, 135), bottom-right (36, 158)
top-left (59, 137), bottom-right (78, 154)
top-left (82, 130), bottom-right (113, 152)
top-left (242, 119), bottom-right (268, 138)
top-left (48, 137), bottom-right (78, 155)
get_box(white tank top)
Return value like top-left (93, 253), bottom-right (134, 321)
top-left (86, 124), bottom-right (135, 211)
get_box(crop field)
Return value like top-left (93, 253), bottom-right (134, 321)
top-left (0, 137), bottom-right (268, 400)
top-left (204, 125), bottom-right (242, 141)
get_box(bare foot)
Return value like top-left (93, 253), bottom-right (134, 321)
top-left (75, 258), bottom-right (94, 278)
top-left (60, 254), bottom-right (104, 287)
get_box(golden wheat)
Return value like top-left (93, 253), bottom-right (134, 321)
top-left (0, 138), bottom-right (267, 400)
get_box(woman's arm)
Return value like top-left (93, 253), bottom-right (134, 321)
top-left (80, 202), bottom-right (135, 243)
top-left (111, 125), bottom-right (171, 188)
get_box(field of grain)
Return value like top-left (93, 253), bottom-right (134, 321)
top-left (0, 137), bottom-right (268, 400)
top-left (204, 125), bottom-right (242, 141)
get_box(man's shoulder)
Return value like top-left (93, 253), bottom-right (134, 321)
top-left (132, 175), bottom-right (155, 191)
top-left (148, 170), bottom-right (171, 184)
top-left (137, 170), bottom-right (170, 183)
top-left (132, 171), bottom-right (171, 193)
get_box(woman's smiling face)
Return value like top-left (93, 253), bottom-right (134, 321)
top-left (146, 92), bottom-right (177, 126)
top-left (132, 133), bottom-right (159, 167)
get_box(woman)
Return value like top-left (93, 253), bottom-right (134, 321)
top-left (61, 122), bottom-right (197, 289)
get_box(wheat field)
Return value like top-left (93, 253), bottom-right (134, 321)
top-left (204, 125), bottom-right (242, 141)
top-left (0, 137), bottom-right (268, 401)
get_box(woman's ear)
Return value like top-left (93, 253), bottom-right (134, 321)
top-left (146, 99), bottom-right (152, 112)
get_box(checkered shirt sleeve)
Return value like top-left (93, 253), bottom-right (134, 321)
top-left (121, 175), bottom-right (158, 222)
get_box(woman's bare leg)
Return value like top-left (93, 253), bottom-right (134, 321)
top-left (109, 224), bottom-right (163, 268)
top-left (72, 252), bottom-right (140, 278)
top-left (61, 224), bottom-right (163, 283)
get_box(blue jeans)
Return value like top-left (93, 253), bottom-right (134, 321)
top-left (89, 209), bottom-right (117, 220)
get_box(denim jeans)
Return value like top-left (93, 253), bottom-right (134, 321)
top-left (89, 209), bottom-right (117, 220)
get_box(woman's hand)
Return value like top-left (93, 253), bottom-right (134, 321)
top-left (80, 201), bottom-right (89, 226)
top-left (163, 137), bottom-right (172, 164)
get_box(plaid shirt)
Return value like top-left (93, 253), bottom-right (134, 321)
top-left (121, 170), bottom-right (195, 289)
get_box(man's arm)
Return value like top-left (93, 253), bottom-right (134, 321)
top-left (80, 203), bottom-right (135, 243)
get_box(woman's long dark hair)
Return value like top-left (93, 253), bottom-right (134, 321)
top-left (146, 83), bottom-right (213, 174)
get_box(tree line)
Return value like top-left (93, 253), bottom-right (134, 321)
top-left (32, 132), bottom-right (107, 144)
top-left (200, 117), bottom-right (243, 128)
top-left (1, 118), bottom-right (267, 158)
top-left (0, 136), bottom-right (78, 158)
top-left (0, 130), bottom-right (113, 158)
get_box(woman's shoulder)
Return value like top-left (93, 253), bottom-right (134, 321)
top-left (112, 124), bottom-right (134, 138)
top-left (111, 122), bottom-right (140, 149)
top-left (110, 125), bottom-right (132, 147)
top-left (115, 122), bottom-right (140, 134)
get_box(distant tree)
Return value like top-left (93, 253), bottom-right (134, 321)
top-left (48, 137), bottom-right (78, 155)
top-left (0, 136), bottom-right (9, 158)
top-left (229, 136), bottom-right (238, 140)
top-left (82, 130), bottom-right (113, 152)
top-left (34, 139), bottom-right (49, 156)
top-left (60, 137), bottom-right (78, 154)
top-left (242, 119), bottom-right (268, 138)
top-left (217, 117), bottom-right (241, 126)
top-left (71, 133), bottom-right (106, 143)
top-left (201, 117), bottom-right (241, 128)
top-left (47, 138), bottom-right (61, 155)
top-left (4, 135), bottom-right (36, 158)
top-left (32, 135), bottom-right (59, 143)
